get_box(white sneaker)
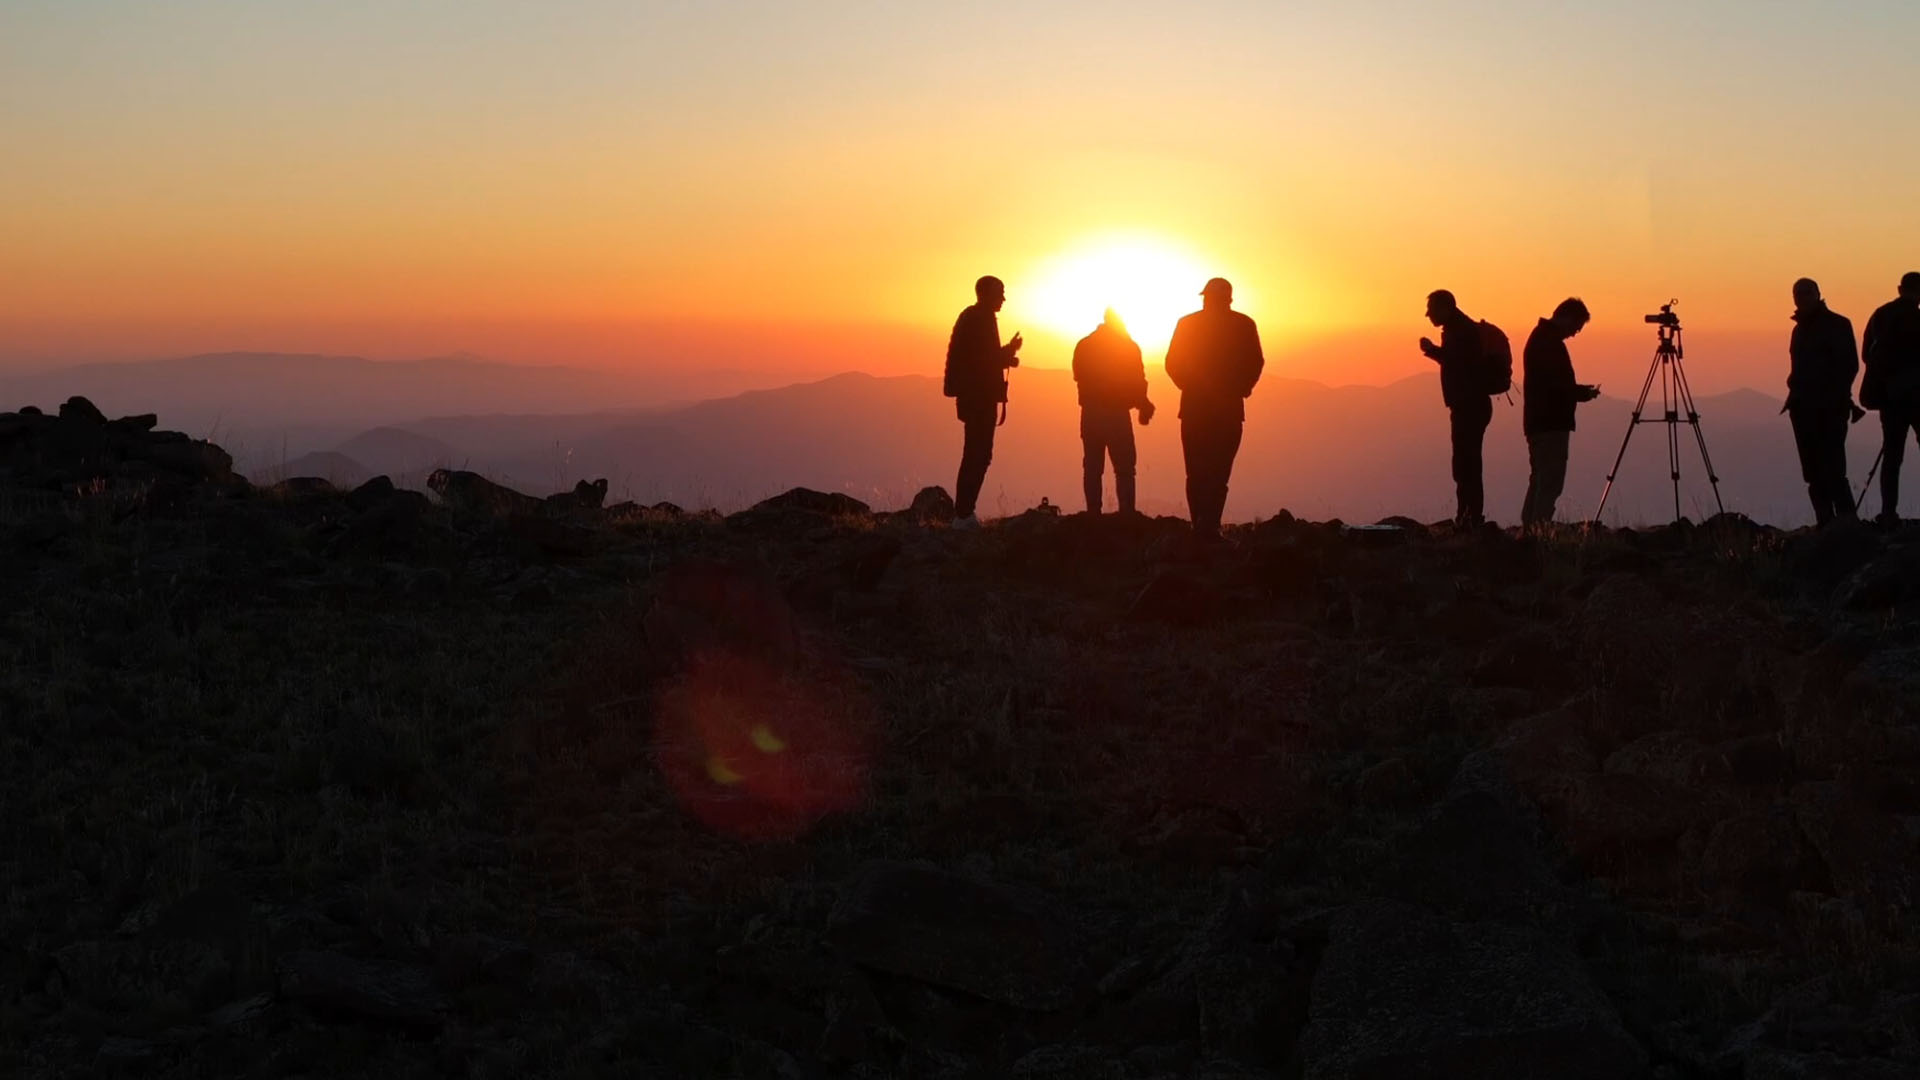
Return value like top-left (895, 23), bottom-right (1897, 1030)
top-left (952, 514), bottom-right (981, 531)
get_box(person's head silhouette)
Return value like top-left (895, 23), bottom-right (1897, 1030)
top-left (1201, 278), bottom-right (1233, 311)
top-left (1425, 289), bottom-right (1458, 327)
top-left (975, 275), bottom-right (1006, 313)
top-left (1550, 297), bottom-right (1591, 338)
top-left (1102, 307), bottom-right (1129, 337)
top-left (1900, 272), bottom-right (1920, 301)
top-left (1793, 278), bottom-right (1822, 311)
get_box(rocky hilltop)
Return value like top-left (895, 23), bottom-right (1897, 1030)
top-left (3, 397), bottom-right (1919, 1078)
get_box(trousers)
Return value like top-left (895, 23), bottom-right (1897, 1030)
top-left (1521, 429), bottom-right (1570, 526)
top-left (954, 398), bottom-right (998, 517)
top-left (1789, 404), bottom-right (1854, 524)
top-left (1181, 415), bottom-right (1243, 537)
top-left (1450, 397), bottom-right (1494, 521)
top-left (1080, 407), bottom-right (1137, 513)
top-left (1881, 407), bottom-right (1919, 516)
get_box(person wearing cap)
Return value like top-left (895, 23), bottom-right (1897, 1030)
top-left (1072, 308), bottom-right (1154, 514)
top-left (1861, 272), bottom-right (1920, 523)
top-left (1420, 289), bottom-right (1494, 528)
top-left (1164, 277), bottom-right (1264, 540)
top-left (1783, 277), bottom-right (1860, 526)
top-left (943, 275), bottom-right (1023, 528)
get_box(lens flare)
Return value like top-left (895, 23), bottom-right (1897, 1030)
top-left (654, 652), bottom-right (869, 841)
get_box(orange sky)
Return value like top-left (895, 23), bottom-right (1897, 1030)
top-left (3, 3), bottom-right (1917, 393)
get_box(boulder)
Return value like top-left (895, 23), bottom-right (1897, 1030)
top-left (751, 487), bottom-right (872, 518)
top-left (828, 861), bottom-right (1091, 1012)
top-left (1790, 781), bottom-right (1917, 929)
top-left (545, 477), bottom-right (609, 511)
top-left (108, 412), bottom-right (158, 433)
top-left (278, 950), bottom-right (446, 1029)
top-left (1302, 902), bottom-right (1646, 1080)
top-left (426, 468), bottom-right (540, 516)
top-left (58, 395), bottom-right (108, 424)
top-left (909, 485), bottom-right (957, 523)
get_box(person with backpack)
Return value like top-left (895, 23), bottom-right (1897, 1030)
top-left (944, 275), bottom-right (1023, 529)
top-left (1860, 272), bottom-right (1920, 524)
top-left (1783, 277), bottom-right (1861, 526)
top-left (1072, 309), bottom-right (1155, 515)
top-left (1519, 298), bottom-right (1601, 528)
top-left (1165, 277), bottom-right (1264, 540)
top-left (1420, 289), bottom-right (1507, 527)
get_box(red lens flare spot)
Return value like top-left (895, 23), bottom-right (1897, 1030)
top-left (654, 652), bottom-right (869, 841)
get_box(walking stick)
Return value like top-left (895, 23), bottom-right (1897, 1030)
top-left (1856, 446), bottom-right (1885, 514)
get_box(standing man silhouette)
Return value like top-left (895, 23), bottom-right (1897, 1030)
top-left (1783, 277), bottom-right (1860, 525)
top-left (1072, 309), bottom-right (1155, 514)
top-left (1420, 289), bottom-right (1493, 528)
top-left (1165, 278), bottom-right (1264, 540)
top-left (943, 275), bottom-right (1022, 529)
top-left (1860, 272), bottom-right (1920, 524)
top-left (1520, 298), bottom-right (1601, 527)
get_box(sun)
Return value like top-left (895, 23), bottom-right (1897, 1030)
top-left (1022, 237), bottom-right (1220, 353)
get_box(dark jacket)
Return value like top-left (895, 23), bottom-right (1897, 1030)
top-left (1072, 324), bottom-right (1147, 411)
top-left (1436, 309), bottom-right (1484, 411)
top-left (1523, 319), bottom-right (1578, 435)
top-left (1787, 301), bottom-right (1858, 411)
top-left (1861, 298), bottom-right (1920, 411)
top-left (1165, 307), bottom-right (1263, 423)
top-left (944, 304), bottom-right (1012, 403)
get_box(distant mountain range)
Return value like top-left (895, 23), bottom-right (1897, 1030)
top-left (103, 364), bottom-right (1854, 529)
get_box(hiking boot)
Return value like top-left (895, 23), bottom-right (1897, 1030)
top-left (952, 514), bottom-right (982, 532)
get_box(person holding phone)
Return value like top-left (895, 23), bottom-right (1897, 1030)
top-left (1520, 297), bottom-right (1601, 527)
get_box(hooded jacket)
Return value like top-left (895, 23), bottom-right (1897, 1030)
top-left (1522, 319), bottom-right (1579, 435)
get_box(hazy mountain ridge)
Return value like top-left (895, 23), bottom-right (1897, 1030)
top-left (299, 369), bottom-right (1831, 528)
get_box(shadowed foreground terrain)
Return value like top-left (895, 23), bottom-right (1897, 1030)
top-left (4, 397), bottom-right (1920, 1078)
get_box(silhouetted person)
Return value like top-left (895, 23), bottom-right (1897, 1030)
top-left (1165, 278), bottom-right (1263, 540)
top-left (943, 275), bottom-right (1022, 528)
top-left (1861, 271), bottom-right (1920, 523)
top-left (1420, 289), bottom-right (1494, 527)
top-left (1072, 309), bottom-right (1155, 514)
top-left (1784, 277), bottom-right (1860, 525)
top-left (1520, 298), bottom-right (1601, 527)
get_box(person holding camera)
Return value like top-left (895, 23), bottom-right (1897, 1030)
top-left (943, 275), bottom-right (1023, 529)
top-left (1519, 298), bottom-right (1601, 527)
top-left (1783, 277), bottom-right (1861, 526)
top-left (1072, 308), bottom-right (1155, 515)
top-left (1861, 272), bottom-right (1920, 524)
top-left (1165, 277), bottom-right (1264, 540)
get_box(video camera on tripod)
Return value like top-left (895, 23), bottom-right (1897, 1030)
top-left (1644, 301), bottom-right (1680, 329)
top-left (1594, 297), bottom-right (1727, 523)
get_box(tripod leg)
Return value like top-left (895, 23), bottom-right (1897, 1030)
top-left (1595, 352), bottom-right (1664, 524)
top-left (1665, 357), bottom-right (1683, 522)
top-left (1857, 447), bottom-right (1884, 514)
top-left (1671, 355), bottom-right (1727, 515)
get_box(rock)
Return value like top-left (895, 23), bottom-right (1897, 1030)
top-left (347, 475), bottom-right (398, 509)
top-left (426, 468), bottom-right (540, 516)
top-left (1686, 804), bottom-right (1823, 902)
top-left (278, 950), bottom-right (447, 1028)
top-left (1127, 570), bottom-right (1222, 626)
top-left (1602, 730), bottom-right (1710, 786)
top-left (268, 476), bottom-right (339, 499)
top-left (503, 512), bottom-right (600, 558)
top-left (1387, 753), bottom-right (1566, 922)
top-left (109, 412), bottom-right (158, 433)
top-left (1470, 626), bottom-right (1578, 697)
top-left (545, 477), bottom-right (609, 510)
top-left (909, 485), bottom-right (957, 523)
top-left (135, 436), bottom-right (234, 482)
top-left (1010, 1044), bottom-right (1126, 1080)
top-left (828, 861), bottom-right (1091, 1012)
top-left (1836, 546), bottom-right (1920, 611)
top-left (1302, 902), bottom-right (1646, 1079)
top-left (1787, 521), bottom-right (1884, 588)
top-left (1707, 732), bottom-right (1797, 789)
top-left (1790, 781), bottom-right (1917, 928)
top-left (751, 487), bottom-right (872, 518)
top-left (1558, 771), bottom-right (1711, 861)
top-left (1353, 756), bottom-right (1420, 810)
top-left (59, 395), bottom-right (108, 424)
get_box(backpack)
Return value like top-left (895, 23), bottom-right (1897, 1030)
top-left (1477, 320), bottom-right (1512, 396)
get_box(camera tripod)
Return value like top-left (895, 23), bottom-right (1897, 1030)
top-left (1594, 306), bottom-right (1727, 523)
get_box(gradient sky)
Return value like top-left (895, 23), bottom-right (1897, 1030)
top-left (3, 1), bottom-right (1916, 390)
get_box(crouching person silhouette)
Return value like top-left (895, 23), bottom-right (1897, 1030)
top-left (1072, 309), bottom-right (1154, 514)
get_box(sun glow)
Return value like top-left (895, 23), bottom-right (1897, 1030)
top-left (1023, 238), bottom-right (1221, 353)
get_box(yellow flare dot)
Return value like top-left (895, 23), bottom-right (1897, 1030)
top-left (706, 756), bottom-right (743, 785)
top-left (750, 724), bottom-right (787, 753)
